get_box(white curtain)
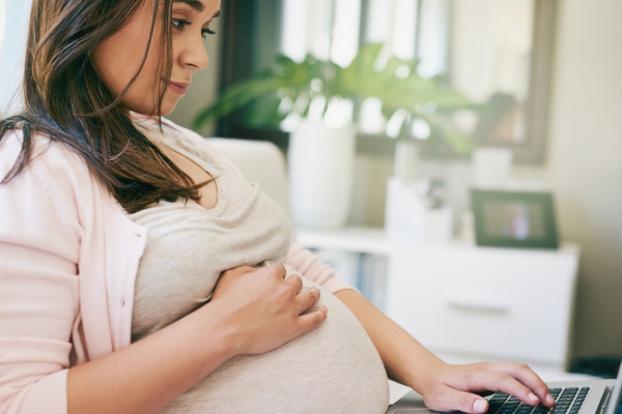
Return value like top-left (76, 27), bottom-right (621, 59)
top-left (0, 0), bottom-right (32, 117)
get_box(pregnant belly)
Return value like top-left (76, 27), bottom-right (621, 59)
top-left (161, 275), bottom-right (390, 414)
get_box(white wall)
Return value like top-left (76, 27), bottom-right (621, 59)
top-left (536, 0), bottom-right (622, 356)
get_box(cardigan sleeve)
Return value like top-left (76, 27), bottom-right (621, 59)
top-left (285, 241), bottom-right (360, 294)
top-left (0, 132), bottom-right (81, 414)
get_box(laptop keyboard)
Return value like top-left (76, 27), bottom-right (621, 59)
top-left (487, 387), bottom-right (590, 414)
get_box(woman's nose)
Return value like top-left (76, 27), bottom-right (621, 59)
top-left (180, 39), bottom-right (209, 71)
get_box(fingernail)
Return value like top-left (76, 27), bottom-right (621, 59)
top-left (546, 394), bottom-right (556, 405)
top-left (473, 399), bottom-right (487, 413)
top-left (528, 392), bottom-right (539, 403)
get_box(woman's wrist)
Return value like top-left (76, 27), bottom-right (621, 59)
top-left (404, 354), bottom-right (448, 395)
top-left (189, 301), bottom-right (242, 363)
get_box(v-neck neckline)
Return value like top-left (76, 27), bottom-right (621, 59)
top-left (158, 142), bottom-right (224, 213)
top-left (130, 111), bottom-right (228, 215)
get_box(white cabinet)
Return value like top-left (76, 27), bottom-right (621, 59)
top-left (297, 227), bottom-right (580, 372)
top-left (386, 243), bottom-right (579, 371)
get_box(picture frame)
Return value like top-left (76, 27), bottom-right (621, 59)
top-left (471, 189), bottom-right (559, 249)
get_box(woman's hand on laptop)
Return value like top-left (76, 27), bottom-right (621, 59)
top-left (419, 361), bottom-right (556, 413)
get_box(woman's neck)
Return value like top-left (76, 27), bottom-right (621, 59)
top-left (128, 110), bottom-right (158, 122)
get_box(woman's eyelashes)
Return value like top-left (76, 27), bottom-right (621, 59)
top-left (171, 18), bottom-right (216, 38)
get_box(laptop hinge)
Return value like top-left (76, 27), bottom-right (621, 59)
top-left (597, 387), bottom-right (612, 414)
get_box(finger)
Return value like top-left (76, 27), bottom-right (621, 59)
top-left (426, 385), bottom-right (489, 414)
top-left (295, 306), bottom-right (328, 335)
top-left (283, 273), bottom-right (303, 293)
top-left (267, 263), bottom-right (286, 280)
top-left (294, 288), bottom-right (321, 314)
top-left (220, 265), bottom-right (255, 279)
top-left (468, 370), bottom-right (541, 407)
top-left (484, 363), bottom-right (554, 407)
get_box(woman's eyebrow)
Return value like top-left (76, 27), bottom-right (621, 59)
top-left (173, 0), bottom-right (221, 20)
top-left (173, 0), bottom-right (205, 13)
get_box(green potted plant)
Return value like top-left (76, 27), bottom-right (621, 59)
top-left (194, 43), bottom-right (477, 229)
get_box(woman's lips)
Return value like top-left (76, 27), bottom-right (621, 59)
top-left (168, 81), bottom-right (189, 94)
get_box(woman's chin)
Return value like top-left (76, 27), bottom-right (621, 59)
top-left (127, 101), bottom-right (177, 118)
top-left (160, 97), bottom-right (180, 116)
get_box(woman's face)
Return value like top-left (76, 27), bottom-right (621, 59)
top-left (92, 0), bottom-right (221, 116)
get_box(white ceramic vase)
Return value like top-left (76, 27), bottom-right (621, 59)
top-left (288, 119), bottom-right (356, 229)
top-left (471, 147), bottom-right (513, 189)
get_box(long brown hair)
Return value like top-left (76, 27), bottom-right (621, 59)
top-left (0, 0), bottom-right (208, 213)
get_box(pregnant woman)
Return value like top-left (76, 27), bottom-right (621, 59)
top-left (0, 0), bottom-right (557, 413)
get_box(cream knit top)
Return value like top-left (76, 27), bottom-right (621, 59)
top-left (128, 116), bottom-right (390, 413)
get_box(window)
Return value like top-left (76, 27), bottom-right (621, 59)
top-left (0, 1), bottom-right (32, 116)
top-left (0, 0), bottom-right (7, 112)
top-left (279, 0), bottom-right (450, 135)
top-left (217, 0), bottom-right (557, 163)
top-left (0, 2), bottom-right (6, 45)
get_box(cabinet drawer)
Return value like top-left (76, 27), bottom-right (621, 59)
top-left (385, 245), bottom-right (578, 366)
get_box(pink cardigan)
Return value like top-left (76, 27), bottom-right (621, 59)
top-left (0, 127), bottom-right (356, 414)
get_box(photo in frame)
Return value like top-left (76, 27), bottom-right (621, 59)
top-left (470, 189), bottom-right (559, 249)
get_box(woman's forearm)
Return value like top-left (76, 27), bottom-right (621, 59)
top-left (67, 303), bottom-right (238, 414)
top-left (334, 289), bottom-right (445, 393)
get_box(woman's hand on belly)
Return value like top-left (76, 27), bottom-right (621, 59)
top-left (208, 264), bottom-right (328, 356)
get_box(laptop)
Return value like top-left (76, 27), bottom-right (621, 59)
top-left (386, 362), bottom-right (622, 414)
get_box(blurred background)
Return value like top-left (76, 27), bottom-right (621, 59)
top-left (1, 0), bottom-right (620, 380)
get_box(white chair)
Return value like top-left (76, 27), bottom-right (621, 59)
top-left (208, 138), bottom-right (291, 218)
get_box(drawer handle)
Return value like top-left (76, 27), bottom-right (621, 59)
top-left (447, 299), bottom-right (510, 315)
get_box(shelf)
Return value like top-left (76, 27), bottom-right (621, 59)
top-left (296, 226), bottom-right (580, 257)
top-left (296, 227), bottom-right (391, 255)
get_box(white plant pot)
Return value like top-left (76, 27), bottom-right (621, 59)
top-left (471, 147), bottom-right (513, 189)
top-left (288, 119), bottom-right (356, 229)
